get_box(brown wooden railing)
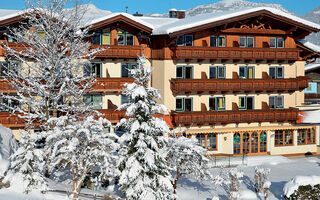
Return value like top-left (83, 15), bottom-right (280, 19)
top-left (171, 108), bottom-right (299, 126)
top-left (91, 45), bottom-right (144, 58)
top-left (0, 41), bottom-right (28, 56)
top-left (170, 76), bottom-right (309, 94)
top-left (172, 46), bottom-right (300, 60)
top-left (96, 109), bottom-right (126, 123)
top-left (0, 112), bottom-right (27, 128)
top-left (305, 93), bottom-right (320, 99)
top-left (91, 78), bottom-right (134, 93)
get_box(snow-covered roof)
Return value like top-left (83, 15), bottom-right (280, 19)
top-left (0, 6), bottom-right (319, 36)
top-left (298, 39), bottom-right (320, 53)
top-left (151, 7), bottom-right (320, 35)
top-left (86, 13), bottom-right (155, 30)
top-left (301, 109), bottom-right (320, 123)
top-left (305, 63), bottom-right (320, 72)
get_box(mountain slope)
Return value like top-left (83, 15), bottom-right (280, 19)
top-left (303, 6), bottom-right (320, 45)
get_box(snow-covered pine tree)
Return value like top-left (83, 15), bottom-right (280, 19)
top-left (0, 0), bottom-right (101, 127)
top-left (4, 131), bottom-right (47, 193)
top-left (117, 55), bottom-right (175, 200)
top-left (45, 116), bottom-right (119, 199)
top-left (165, 135), bottom-right (212, 195)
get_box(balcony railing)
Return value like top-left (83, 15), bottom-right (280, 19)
top-left (171, 108), bottom-right (299, 126)
top-left (170, 77), bottom-right (309, 95)
top-left (172, 46), bottom-right (300, 61)
top-left (305, 93), bottom-right (320, 99)
top-left (0, 41), bottom-right (28, 56)
top-left (96, 109), bottom-right (126, 123)
top-left (91, 77), bottom-right (134, 93)
top-left (90, 45), bottom-right (144, 59)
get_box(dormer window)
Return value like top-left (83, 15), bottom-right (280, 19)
top-left (270, 37), bottom-right (284, 48)
top-left (240, 36), bottom-right (254, 48)
top-left (117, 29), bottom-right (134, 46)
top-left (210, 36), bottom-right (226, 47)
top-left (92, 28), bottom-right (111, 45)
top-left (176, 35), bottom-right (193, 46)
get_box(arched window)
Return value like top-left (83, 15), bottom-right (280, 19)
top-left (260, 131), bottom-right (267, 152)
top-left (233, 132), bottom-right (241, 154)
top-left (251, 132), bottom-right (258, 153)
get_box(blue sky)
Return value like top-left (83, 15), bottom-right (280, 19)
top-left (1, 0), bottom-right (319, 15)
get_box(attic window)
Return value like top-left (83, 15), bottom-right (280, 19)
top-left (117, 29), bottom-right (134, 46)
top-left (176, 35), bottom-right (193, 46)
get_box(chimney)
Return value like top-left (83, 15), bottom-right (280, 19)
top-left (169, 8), bottom-right (185, 19)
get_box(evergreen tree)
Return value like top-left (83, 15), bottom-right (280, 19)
top-left (117, 55), bottom-right (175, 200)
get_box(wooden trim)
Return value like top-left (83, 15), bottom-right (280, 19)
top-left (221, 28), bottom-right (286, 35)
top-left (169, 10), bottom-right (319, 37)
top-left (90, 45), bottom-right (145, 59)
top-left (89, 15), bottom-right (152, 33)
top-left (170, 76), bottom-right (309, 95)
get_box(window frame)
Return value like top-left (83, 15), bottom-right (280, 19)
top-left (269, 95), bottom-right (284, 109)
top-left (84, 94), bottom-right (103, 109)
top-left (238, 96), bottom-right (254, 110)
top-left (239, 36), bottom-right (255, 48)
top-left (197, 133), bottom-right (217, 151)
top-left (297, 128), bottom-right (316, 145)
top-left (85, 63), bottom-right (102, 78)
top-left (210, 35), bottom-right (226, 47)
top-left (121, 63), bottom-right (137, 78)
top-left (209, 66), bottom-right (225, 79)
top-left (176, 35), bottom-right (194, 46)
top-left (176, 65), bottom-right (193, 79)
top-left (274, 129), bottom-right (294, 147)
top-left (117, 29), bottom-right (135, 46)
top-left (175, 97), bottom-right (193, 112)
top-left (209, 96), bottom-right (225, 111)
top-left (269, 66), bottom-right (284, 79)
top-left (239, 66), bottom-right (255, 79)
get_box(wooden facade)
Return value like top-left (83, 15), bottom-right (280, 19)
top-left (171, 108), bottom-right (299, 126)
top-left (170, 76), bottom-right (309, 95)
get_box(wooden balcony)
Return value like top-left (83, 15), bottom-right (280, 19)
top-left (170, 76), bottom-right (309, 95)
top-left (305, 93), bottom-right (320, 99)
top-left (0, 112), bottom-right (28, 128)
top-left (0, 41), bottom-right (28, 56)
top-left (0, 79), bottom-right (15, 93)
top-left (91, 45), bottom-right (144, 59)
top-left (90, 77), bottom-right (134, 93)
top-left (172, 46), bottom-right (300, 61)
top-left (96, 109), bottom-right (126, 123)
top-left (171, 108), bottom-right (299, 126)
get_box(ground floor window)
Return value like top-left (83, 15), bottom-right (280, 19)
top-left (274, 130), bottom-right (293, 146)
top-left (196, 133), bottom-right (217, 150)
top-left (233, 131), bottom-right (267, 155)
top-left (297, 128), bottom-right (316, 145)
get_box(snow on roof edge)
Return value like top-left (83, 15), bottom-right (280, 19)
top-left (85, 12), bottom-right (155, 30)
top-left (305, 63), bottom-right (320, 72)
top-left (298, 39), bottom-right (320, 53)
top-left (152, 7), bottom-right (320, 35)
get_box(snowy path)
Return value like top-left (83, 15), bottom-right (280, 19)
top-left (178, 156), bottom-right (320, 200)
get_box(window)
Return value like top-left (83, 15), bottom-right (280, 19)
top-left (298, 128), bottom-right (316, 145)
top-left (238, 96), bottom-right (254, 110)
top-left (210, 36), bottom-right (226, 47)
top-left (0, 62), bottom-right (20, 77)
top-left (0, 97), bottom-right (20, 112)
top-left (176, 35), bottom-right (193, 46)
top-left (209, 66), bottom-right (225, 79)
top-left (209, 97), bottom-right (225, 111)
top-left (37, 28), bottom-right (45, 38)
top-left (83, 94), bottom-right (102, 109)
top-left (176, 66), bottom-right (193, 79)
top-left (121, 94), bottom-right (132, 105)
top-left (121, 63), bottom-right (137, 77)
top-left (274, 130), bottom-right (293, 146)
top-left (269, 96), bottom-right (284, 109)
top-left (197, 133), bottom-right (217, 150)
top-left (117, 29), bottom-right (134, 46)
top-left (92, 29), bottom-right (111, 45)
top-left (239, 36), bottom-right (255, 48)
top-left (269, 66), bottom-right (284, 79)
top-left (175, 98), bottom-right (192, 112)
top-left (84, 63), bottom-right (102, 77)
top-left (270, 37), bottom-right (284, 48)
top-left (239, 66), bottom-right (254, 79)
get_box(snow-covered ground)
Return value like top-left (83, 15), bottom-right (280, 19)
top-left (1, 155), bottom-right (320, 199)
top-left (178, 156), bottom-right (320, 200)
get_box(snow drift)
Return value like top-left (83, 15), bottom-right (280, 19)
top-left (283, 175), bottom-right (320, 198)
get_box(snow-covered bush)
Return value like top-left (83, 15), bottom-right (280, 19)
top-left (4, 131), bottom-right (47, 193)
top-left (0, 125), bottom-right (18, 177)
top-left (229, 168), bottom-right (243, 200)
top-left (117, 55), bottom-right (175, 200)
top-left (165, 135), bottom-right (211, 194)
top-left (254, 167), bottom-right (271, 199)
top-left (283, 176), bottom-right (320, 199)
top-left (45, 116), bottom-right (119, 199)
